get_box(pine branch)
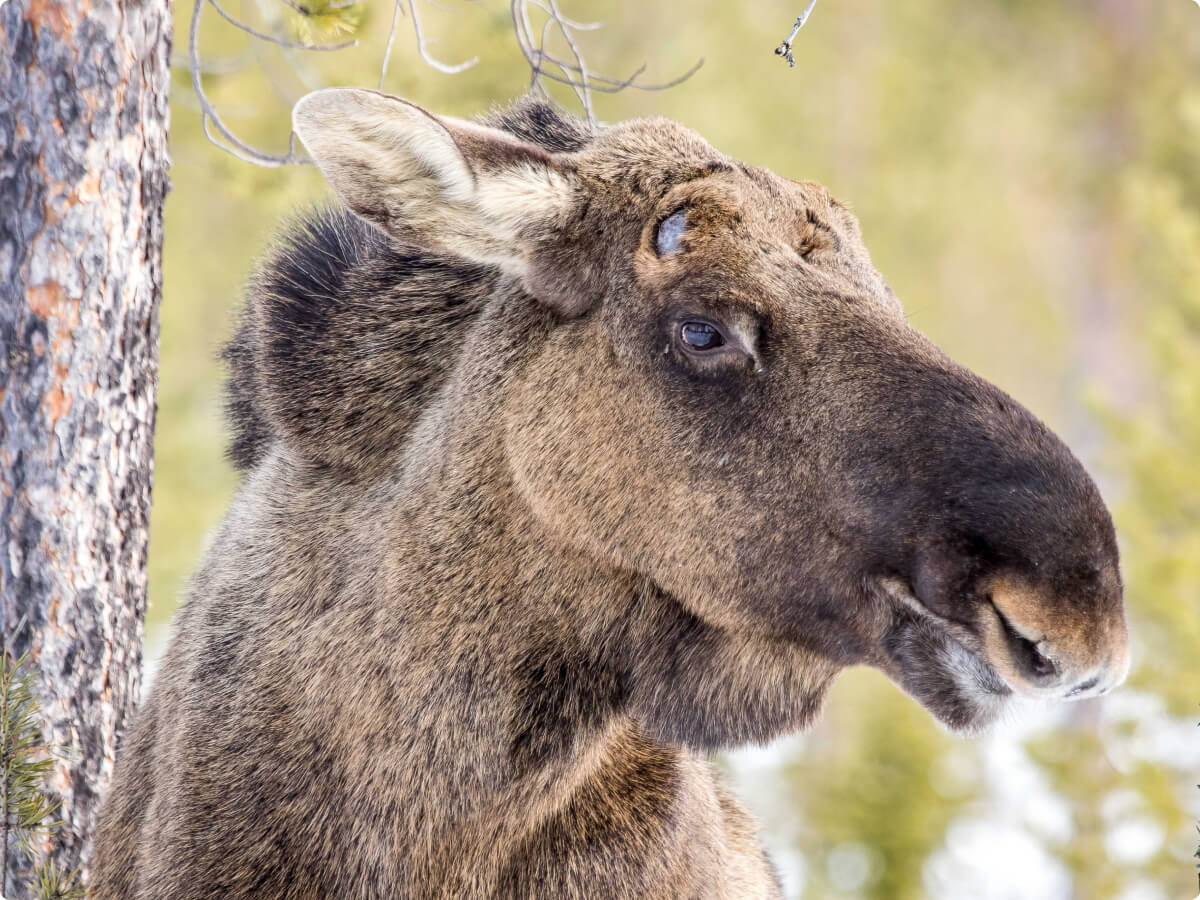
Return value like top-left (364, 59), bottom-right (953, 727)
top-left (0, 654), bottom-right (81, 900)
top-left (30, 860), bottom-right (85, 900)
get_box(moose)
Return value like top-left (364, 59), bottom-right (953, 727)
top-left (93, 89), bottom-right (1130, 898)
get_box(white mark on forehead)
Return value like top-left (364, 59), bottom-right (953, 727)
top-left (656, 208), bottom-right (687, 255)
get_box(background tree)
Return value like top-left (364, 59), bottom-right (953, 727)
top-left (0, 0), bottom-right (170, 892)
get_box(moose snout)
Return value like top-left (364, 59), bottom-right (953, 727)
top-left (860, 344), bottom-right (1133, 707)
top-left (980, 573), bottom-right (1131, 700)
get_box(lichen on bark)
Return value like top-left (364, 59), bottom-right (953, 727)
top-left (0, 0), bottom-right (170, 892)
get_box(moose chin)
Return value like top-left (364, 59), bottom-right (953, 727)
top-left (93, 89), bottom-right (1129, 899)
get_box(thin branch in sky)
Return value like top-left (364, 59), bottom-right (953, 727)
top-left (407, 0), bottom-right (480, 74)
top-left (190, 0), bottom-right (703, 166)
top-left (378, 0), bottom-right (405, 89)
top-left (207, 0), bottom-right (356, 51)
top-left (188, 0), bottom-right (311, 166)
top-left (775, 0), bottom-right (818, 68)
top-left (511, 0), bottom-right (703, 125)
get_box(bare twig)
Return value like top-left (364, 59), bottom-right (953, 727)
top-left (775, 0), bottom-right (818, 68)
top-left (527, 0), bottom-right (599, 32)
top-left (208, 0), bottom-right (357, 51)
top-left (190, 0), bottom-right (704, 166)
top-left (544, 0), bottom-right (591, 120)
top-left (188, 0), bottom-right (310, 166)
top-left (510, 0), bottom-right (703, 124)
top-left (407, 0), bottom-right (479, 74)
top-left (516, 0), bottom-right (586, 114)
top-left (542, 16), bottom-right (589, 111)
top-left (378, 0), bottom-right (406, 89)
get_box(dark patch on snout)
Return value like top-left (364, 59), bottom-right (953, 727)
top-left (830, 339), bottom-right (1120, 604)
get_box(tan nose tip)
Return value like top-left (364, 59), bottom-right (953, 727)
top-left (1062, 634), bottom-right (1130, 701)
top-left (984, 576), bottom-right (1130, 700)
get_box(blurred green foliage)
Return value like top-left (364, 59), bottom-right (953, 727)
top-left (150, 1), bottom-right (1200, 897)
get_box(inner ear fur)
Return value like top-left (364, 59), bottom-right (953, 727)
top-left (292, 89), bottom-right (578, 292)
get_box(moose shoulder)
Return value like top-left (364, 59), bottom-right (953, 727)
top-left (93, 91), bottom-right (1130, 899)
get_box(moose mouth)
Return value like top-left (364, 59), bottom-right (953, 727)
top-left (874, 578), bottom-right (1015, 733)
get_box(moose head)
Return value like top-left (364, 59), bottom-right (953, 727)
top-left (289, 88), bottom-right (1130, 738)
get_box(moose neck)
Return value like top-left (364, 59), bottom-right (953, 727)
top-left (389, 293), bottom-right (840, 759)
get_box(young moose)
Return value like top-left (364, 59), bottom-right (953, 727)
top-left (94, 91), bottom-right (1130, 898)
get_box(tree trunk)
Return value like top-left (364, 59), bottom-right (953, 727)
top-left (0, 0), bottom-right (170, 891)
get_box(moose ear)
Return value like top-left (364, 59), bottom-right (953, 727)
top-left (292, 88), bottom-right (576, 284)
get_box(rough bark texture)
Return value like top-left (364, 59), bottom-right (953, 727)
top-left (0, 0), bottom-right (170, 892)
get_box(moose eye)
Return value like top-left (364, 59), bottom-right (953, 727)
top-left (680, 321), bottom-right (726, 352)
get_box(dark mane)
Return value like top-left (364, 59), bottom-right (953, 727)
top-left (223, 98), bottom-right (593, 473)
top-left (482, 98), bottom-right (593, 152)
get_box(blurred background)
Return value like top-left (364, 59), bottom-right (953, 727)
top-left (150, 1), bottom-right (1199, 897)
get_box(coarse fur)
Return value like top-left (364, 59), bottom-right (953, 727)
top-left (94, 93), bottom-right (1130, 898)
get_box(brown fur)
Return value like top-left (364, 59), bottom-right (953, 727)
top-left (93, 93), bottom-right (1129, 898)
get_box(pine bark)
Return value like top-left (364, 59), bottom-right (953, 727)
top-left (0, 0), bottom-right (170, 891)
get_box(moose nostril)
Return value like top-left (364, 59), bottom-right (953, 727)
top-left (1027, 643), bottom-right (1056, 678)
top-left (992, 603), bottom-right (1058, 680)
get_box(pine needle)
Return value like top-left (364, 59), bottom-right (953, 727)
top-left (286, 0), bottom-right (365, 45)
top-left (31, 860), bottom-right (85, 900)
top-left (1, 654), bottom-right (80, 899)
